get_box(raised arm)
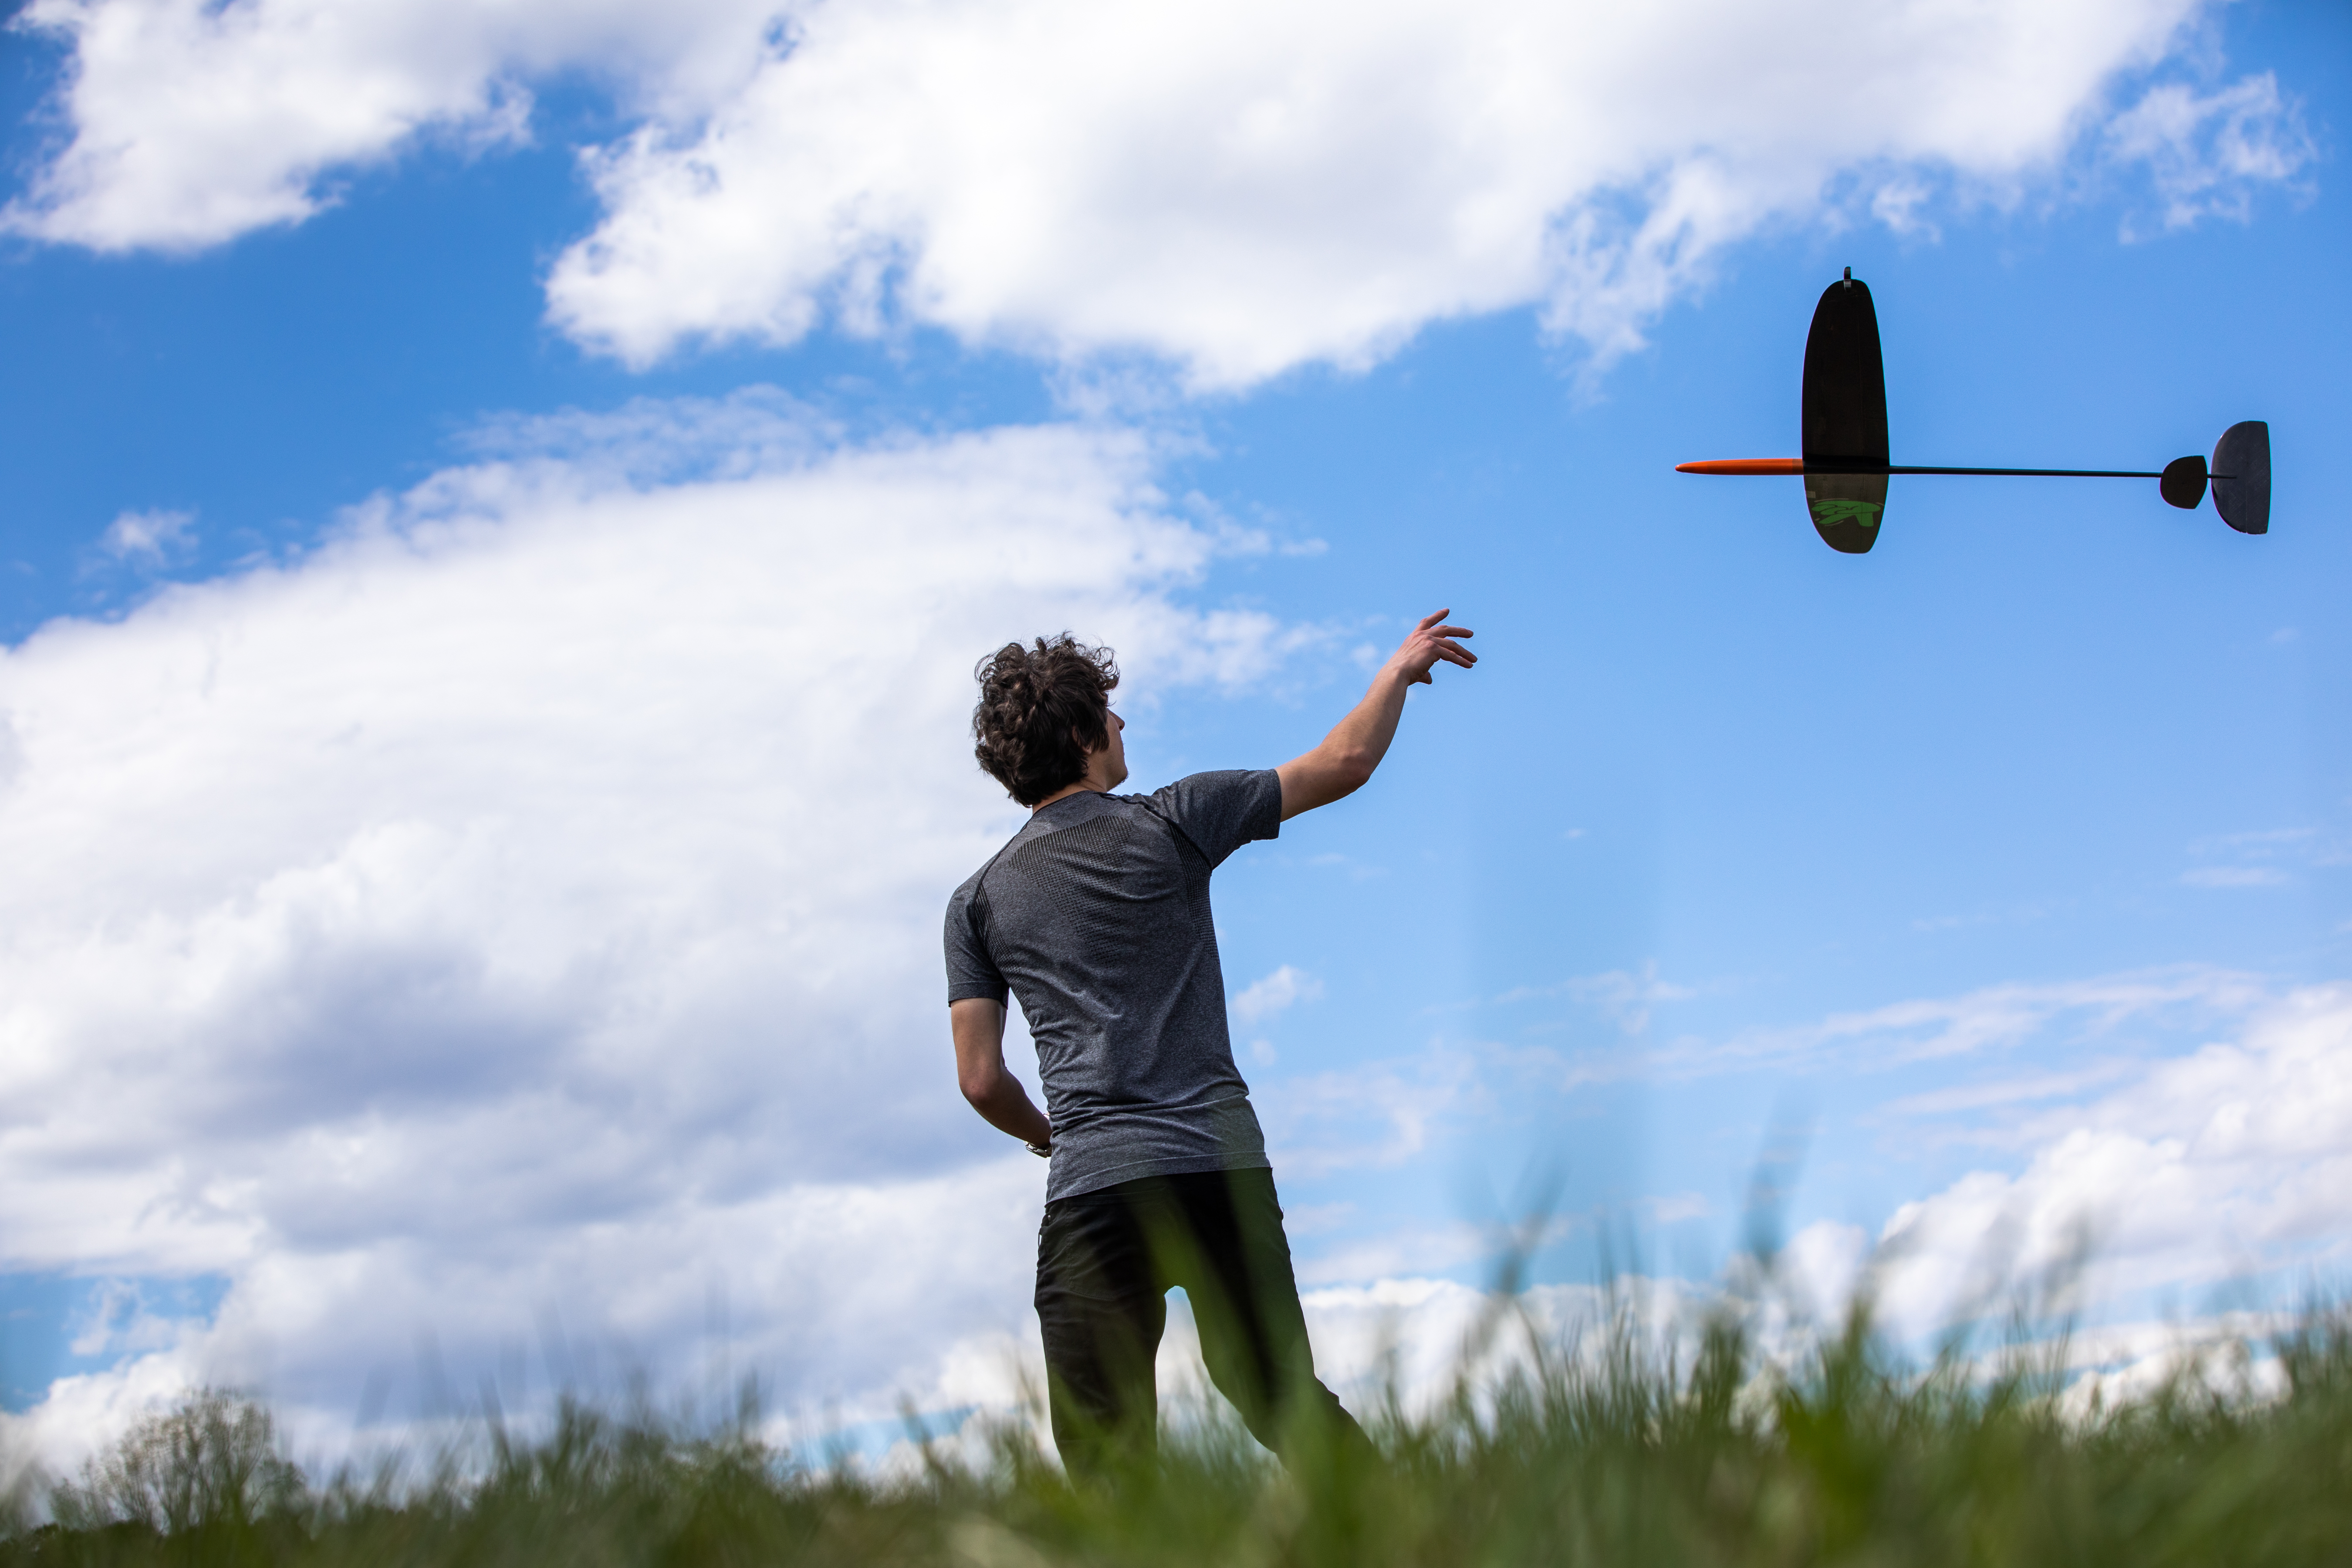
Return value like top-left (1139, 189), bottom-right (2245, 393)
top-left (1276, 608), bottom-right (1475, 821)
top-left (951, 997), bottom-right (1053, 1149)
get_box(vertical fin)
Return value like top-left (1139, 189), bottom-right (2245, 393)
top-left (2210, 422), bottom-right (2270, 535)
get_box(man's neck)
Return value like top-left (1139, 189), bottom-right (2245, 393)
top-left (1030, 781), bottom-right (1105, 813)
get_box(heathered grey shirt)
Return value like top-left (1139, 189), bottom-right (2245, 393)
top-left (944, 769), bottom-right (1282, 1201)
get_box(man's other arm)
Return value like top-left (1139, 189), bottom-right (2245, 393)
top-left (951, 998), bottom-right (1054, 1147)
top-left (1276, 608), bottom-right (1475, 821)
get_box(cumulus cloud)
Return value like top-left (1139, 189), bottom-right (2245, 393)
top-left (1255, 1045), bottom-right (1481, 1180)
top-left (1494, 963), bottom-right (1694, 1038)
top-left (96, 508), bottom-right (195, 568)
top-left (1642, 966), bottom-right (2268, 1082)
top-left (3, 0), bottom-right (775, 251)
top-left (532, 0), bottom-right (2269, 381)
top-left (1258, 969), bottom-right (2352, 1348)
top-left (2106, 71), bottom-right (2317, 236)
top-left (1467, 963), bottom-right (2267, 1095)
top-left (8, 0), bottom-right (2315, 386)
top-left (1231, 964), bottom-right (1322, 1025)
top-left (1802, 985), bottom-right (2352, 1339)
top-left (0, 395), bottom-right (1308, 1464)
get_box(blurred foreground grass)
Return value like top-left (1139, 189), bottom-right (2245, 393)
top-left (6, 1300), bottom-right (2349, 1567)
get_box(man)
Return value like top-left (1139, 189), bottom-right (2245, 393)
top-left (943, 609), bottom-right (1476, 1474)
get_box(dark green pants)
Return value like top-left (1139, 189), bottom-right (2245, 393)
top-left (1034, 1166), bottom-right (1364, 1475)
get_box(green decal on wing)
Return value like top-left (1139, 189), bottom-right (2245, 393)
top-left (1808, 497), bottom-right (1882, 527)
top-left (1804, 472), bottom-right (1889, 554)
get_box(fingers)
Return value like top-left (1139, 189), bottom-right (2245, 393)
top-left (1429, 633), bottom-right (1476, 663)
top-left (1404, 611), bottom-right (1478, 677)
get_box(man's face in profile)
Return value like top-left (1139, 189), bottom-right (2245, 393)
top-left (1095, 707), bottom-right (1129, 790)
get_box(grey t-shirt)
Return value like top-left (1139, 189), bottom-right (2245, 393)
top-left (944, 769), bottom-right (1282, 1201)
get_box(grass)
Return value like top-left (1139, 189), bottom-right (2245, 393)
top-left (5, 1296), bottom-right (2350, 1567)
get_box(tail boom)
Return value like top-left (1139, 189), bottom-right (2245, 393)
top-left (1675, 458), bottom-right (2169, 478)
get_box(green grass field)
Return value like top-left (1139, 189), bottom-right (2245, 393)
top-left (7, 1297), bottom-right (2349, 1567)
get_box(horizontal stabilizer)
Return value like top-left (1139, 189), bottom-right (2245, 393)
top-left (2160, 456), bottom-right (2208, 510)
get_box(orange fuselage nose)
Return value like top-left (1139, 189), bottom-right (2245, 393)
top-left (1674, 458), bottom-right (1805, 475)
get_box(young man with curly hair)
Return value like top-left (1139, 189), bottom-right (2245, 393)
top-left (944, 610), bottom-right (1476, 1475)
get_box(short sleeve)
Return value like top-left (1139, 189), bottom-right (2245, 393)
top-left (944, 877), bottom-right (1008, 1005)
top-left (1146, 769), bottom-right (1283, 869)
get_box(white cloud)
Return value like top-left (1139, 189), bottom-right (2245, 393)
top-left (2182, 865), bottom-right (2290, 888)
top-left (8, 0), bottom-right (2311, 387)
top-left (1872, 1063), bottom-right (2139, 1125)
top-left (1292, 1212), bottom-right (1586, 1290)
top-left (1294, 1223), bottom-right (1503, 1289)
top-left (1495, 963), bottom-right (1694, 1037)
top-left (97, 508), bottom-right (195, 567)
top-left (3, 0), bottom-right (774, 252)
top-left (541, 0), bottom-right (2251, 382)
top-left (1642, 1193), bottom-right (1709, 1226)
top-left (64, 1281), bottom-right (190, 1359)
top-left (1456, 965), bottom-right (2266, 1097)
top-left (1256, 968), bottom-right (2352, 1347)
top-left (0, 395), bottom-right (1308, 1464)
top-left (1231, 963), bottom-right (1322, 1025)
top-left (1840, 985), bottom-right (2352, 1338)
top-left (2179, 827), bottom-right (2332, 889)
top-left (1260, 969), bottom-right (2350, 1347)
top-left (1297, 1274), bottom-right (1713, 1418)
top-left (2107, 71), bottom-right (2316, 236)
top-left (1256, 1045), bottom-right (1480, 1178)
top-left (1638, 966), bottom-right (2266, 1082)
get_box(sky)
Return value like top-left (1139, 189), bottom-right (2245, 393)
top-left (0, 0), bottom-right (2347, 1474)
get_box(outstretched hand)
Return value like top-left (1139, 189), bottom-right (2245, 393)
top-left (1277, 604), bottom-right (1480, 820)
top-left (1390, 608), bottom-right (1477, 686)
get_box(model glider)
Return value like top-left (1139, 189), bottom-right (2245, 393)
top-left (1677, 270), bottom-right (2271, 554)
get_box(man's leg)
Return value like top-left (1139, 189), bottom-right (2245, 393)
top-left (1034, 1182), bottom-right (1168, 1478)
top-left (1164, 1167), bottom-right (1368, 1463)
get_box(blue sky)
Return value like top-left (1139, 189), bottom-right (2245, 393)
top-left (0, 0), bottom-right (2346, 1467)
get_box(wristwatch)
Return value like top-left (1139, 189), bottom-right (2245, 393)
top-left (1025, 1140), bottom-right (1051, 1159)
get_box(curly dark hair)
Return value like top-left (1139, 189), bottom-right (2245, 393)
top-left (972, 635), bottom-right (1119, 806)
